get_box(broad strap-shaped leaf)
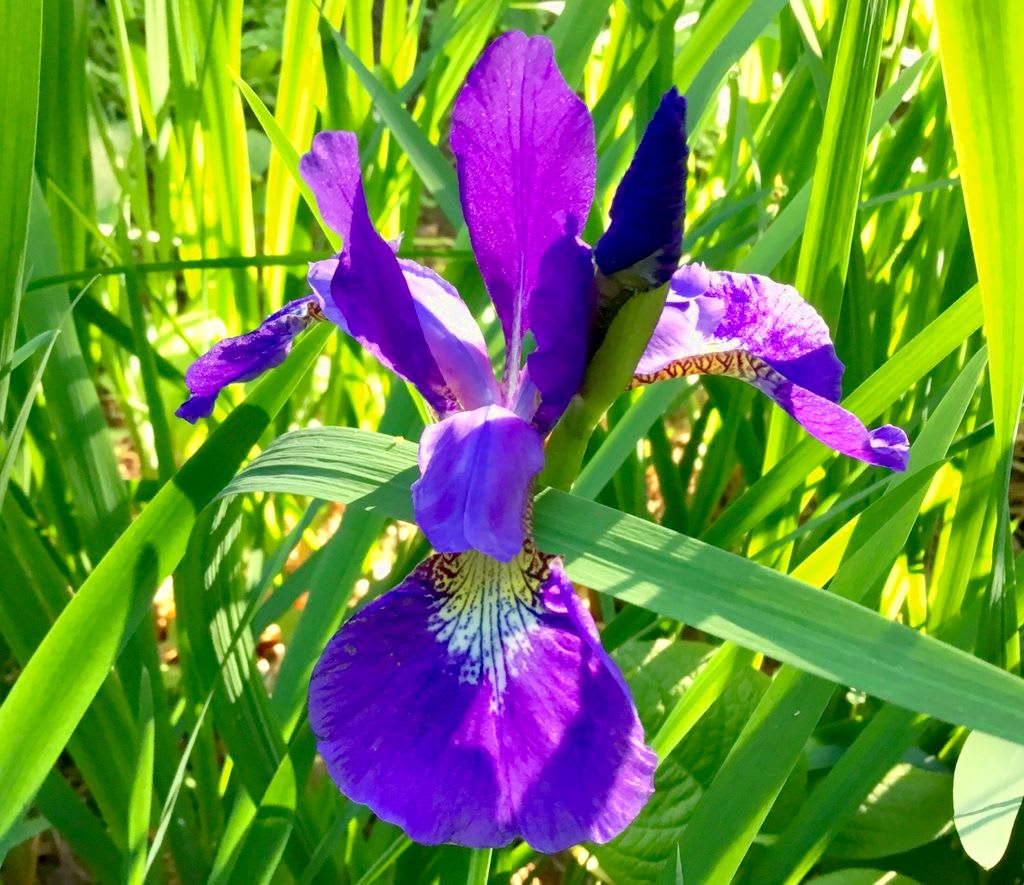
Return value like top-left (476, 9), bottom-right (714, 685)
top-left (221, 426), bottom-right (1024, 748)
top-left (0, 0), bottom-right (42, 426)
top-left (0, 324), bottom-right (333, 840)
top-left (935, 1), bottom-right (1024, 470)
top-left (935, 1), bottom-right (1024, 660)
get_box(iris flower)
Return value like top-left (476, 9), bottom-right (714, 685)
top-left (175, 31), bottom-right (908, 852)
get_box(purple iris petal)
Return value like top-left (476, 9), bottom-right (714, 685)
top-left (634, 265), bottom-right (909, 470)
top-left (175, 294), bottom-right (323, 423)
top-left (704, 268), bottom-right (843, 401)
top-left (595, 89), bottom-right (688, 289)
top-left (412, 405), bottom-right (544, 562)
top-left (300, 133), bottom-right (455, 415)
top-left (450, 32), bottom-right (596, 379)
top-left (176, 394), bottom-right (217, 424)
top-left (400, 259), bottom-right (499, 411)
top-left (308, 546), bottom-right (655, 851)
top-left (759, 378), bottom-right (910, 470)
top-left (298, 131), bottom-right (363, 246)
top-left (309, 255), bottom-right (498, 412)
top-left (525, 235), bottom-right (596, 433)
top-left (635, 300), bottom-right (723, 380)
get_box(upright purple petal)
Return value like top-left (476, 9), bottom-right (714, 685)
top-left (595, 89), bottom-right (688, 290)
top-left (524, 236), bottom-right (596, 433)
top-left (300, 132), bottom-right (455, 414)
top-left (450, 31), bottom-right (596, 378)
top-left (400, 259), bottom-right (499, 411)
top-left (633, 266), bottom-right (909, 471)
top-left (298, 131), bottom-right (363, 246)
top-left (412, 405), bottom-right (544, 562)
top-left (175, 295), bottom-right (323, 423)
top-left (309, 544), bottom-right (655, 852)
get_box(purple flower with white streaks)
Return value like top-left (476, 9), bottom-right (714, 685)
top-left (174, 27), bottom-right (909, 854)
top-left (298, 33), bottom-right (659, 851)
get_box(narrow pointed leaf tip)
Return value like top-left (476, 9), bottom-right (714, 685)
top-left (309, 545), bottom-right (655, 852)
top-left (175, 294), bottom-right (324, 423)
top-left (633, 265), bottom-right (910, 470)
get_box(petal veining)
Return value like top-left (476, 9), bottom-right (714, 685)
top-left (308, 544), bottom-right (656, 852)
top-left (450, 31), bottom-right (596, 378)
top-left (632, 266), bottom-right (909, 470)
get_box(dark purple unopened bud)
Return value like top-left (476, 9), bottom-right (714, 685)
top-left (591, 89), bottom-right (688, 353)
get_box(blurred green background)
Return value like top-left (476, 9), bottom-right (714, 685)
top-left (1, 0), bottom-right (1023, 882)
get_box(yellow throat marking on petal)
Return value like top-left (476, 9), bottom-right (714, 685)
top-left (424, 545), bottom-right (550, 702)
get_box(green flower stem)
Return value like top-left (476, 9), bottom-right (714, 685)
top-left (540, 284), bottom-right (669, 490)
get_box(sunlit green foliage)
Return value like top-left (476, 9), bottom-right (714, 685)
top-left (1, 0), bottom-right (1022, 882)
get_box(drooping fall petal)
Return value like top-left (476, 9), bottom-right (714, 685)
top-left (634, 265), bottom-right (910, 470)
top-left (309, 545), bottom-right (656, 852)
